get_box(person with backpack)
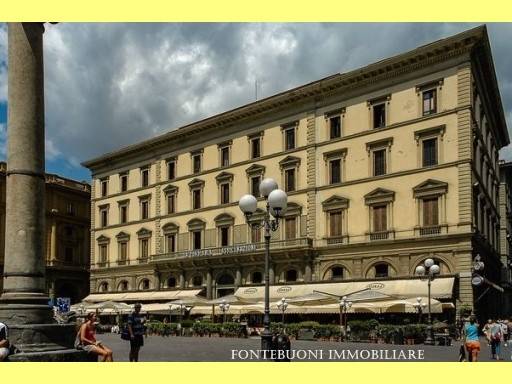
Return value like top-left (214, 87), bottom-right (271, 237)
top-left (490, 319), bottom-right (502, 360)
top-left (127, 303), bottom-right (145, 362)
top-left (0, 322), bottom-right (10, 361)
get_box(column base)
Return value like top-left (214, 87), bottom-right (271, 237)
top-left (7, 349), bottom-right (92, 362)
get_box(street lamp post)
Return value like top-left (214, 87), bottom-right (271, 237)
top-left (277, 297), bottom-right (288, 325)
top-left (415, 258), bottom-right (440, 345)
top-left (339, 296), bottom-right (352, 342)
top-left (239, 178), bottom-right (288, 353)
top-left (219, 299), bottom-right (230, 323)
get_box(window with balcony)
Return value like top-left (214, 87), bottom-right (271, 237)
top-left (413, 179), bottom-right (447, 236)
top-left (139, 238), bottom-right (149, 260)
top-left (329, 210), bottom-right (342, 238)
top-left (251, 223), bottom-right (261, 243)
top-left (422, 197), bottom-right (439, 227)
top-left (219, 226), bottom-right (230, 247)
top-left (192, 230), bottom-right (202, 250)
top-left (284, 217), bottom-right (297, 240)
top-left (372, 204), bottom-right (387, 233)
top-left (166, 234), bottom-right (176, 253)
top-left (119, 242), bottom-right (128, 263)
top-left (99, 244), bottom-right (108, 264)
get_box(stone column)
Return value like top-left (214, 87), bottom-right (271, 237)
top-left (50, 217), bottom-right (57, 262)
top-left (304, 262), bottom-right (312, 282)
top-left (0, 23), bottom-right (49, 323)
top-left (206, 270), bottom-right (213, 299)
top-left (0, 23), bottom-right (86, 360)
top-left (235, 268), bottom-right (242, 288)
top-left (179, 270), bottom-right (185, 289)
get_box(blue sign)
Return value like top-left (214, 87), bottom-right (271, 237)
top-left (56, 297), bottom-right (71, 313)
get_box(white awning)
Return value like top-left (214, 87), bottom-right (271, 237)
top-left (81, 289), bottom-right (204, 303)
top-left (234, 277), bottom-right (455, 302)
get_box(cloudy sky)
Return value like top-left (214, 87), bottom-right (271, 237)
top-left (0, 23), bottom-right (511, 181)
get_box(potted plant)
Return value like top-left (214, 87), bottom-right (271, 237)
top-left (297, 321), bottom-right (319, 340)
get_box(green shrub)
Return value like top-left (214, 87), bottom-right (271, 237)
top-left (180, 320), bottom-right (194, 329)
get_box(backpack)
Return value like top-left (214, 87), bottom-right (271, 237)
top-left (120, 316), bottom-right (131, 341)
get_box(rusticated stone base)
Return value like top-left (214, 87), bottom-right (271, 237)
top-left (7, 349), bottom-right (92, 362)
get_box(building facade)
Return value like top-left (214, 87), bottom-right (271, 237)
top-left (83, 26), bottom-right (509, 319)
top-left (0, 162), bottom-right (91, 304)
top-left (499, 161), bottom-right (512, 314)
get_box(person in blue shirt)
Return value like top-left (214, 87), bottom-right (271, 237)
top-left (464, 316), bottom-right (480, 362)
top-left (128, 303), bottom-right (145, 362)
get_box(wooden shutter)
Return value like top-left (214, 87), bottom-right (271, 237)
top-left (423, 198), bottom-right (438, 226)
top-left (373, 205), bottom-right (387, 232)
top-left (285, 217), bottom-right (296, 239)
top-left (330, 210), bottom-right (342, 237)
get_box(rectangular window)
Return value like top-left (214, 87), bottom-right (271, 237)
top-left (285, 128), bottom-right (295, 150)
top-left (119, 242), bottom-right (127, 261)
top-left (120, 174), bottom-right (128, 192)
top-left (167, 161), bottom-right (176, 180)
top-left (329, 210), bottom-right (342, 237)
top-left (193, 155), bottom-right (201, 174)
top-left (422, 89), bottom-right (437, 115)
top-left (251, 176), bottom-right (261, 198)
top-left (192, 231), bottom-right (202, 250)
top-left (100, 209), bottom-right (108, 227)
top-left (220, 183), bottom-right (230, 204)
top-left (423, 198), bottom-right (439, 226)
top-left (166, 234), bottom-right (176, 253)
top-left (329, 115), bottom-right (341, 139)
top-left (167, 194), bottom-right (176, 214)
top-left (101, 179), bottom-right (108, 197)
top-left (140, 239), bottom-right (149, 259)
top-left (67, 202), bottom-right (76, 216)
top-left (99, 245), bottom-right (108, 263)
top-left (373, 149), bottom-right (386, 176)
top-left (373, 205), bottom-right (387, 232)
top-left (422, 138), bottom-right (438, 167)
top-left (221, 147), bottom-right (230, 167)
top-left (120, 205), bottom-right (128, 223)
top-left (141, 168), bottom-right (149, 187)
top-left (251, 138), bottom-right (261, 159)
top-left (141, 200), bottom-right (149, 220)
top-left (329, 159), bottom-right (341, 184)
top-left (285, 217), bottom-right (296, 240)
top-left (193, 189), bottom-right (201, 210)
top-left (220, 227), bottom-right (230, 246)
top-left (251, 223), bottom-right (261, 243)
top-left (285, 168), bottom-right (295, 192)
top-left (373, 103), bottom-right (386, 129)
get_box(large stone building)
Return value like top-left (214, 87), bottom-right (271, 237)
top-left (82, 26), bottom-right (510, 319)
top-left (0, 162), bottom-right (91, 304)
top-left (499, 161), bottom-right (512, 314)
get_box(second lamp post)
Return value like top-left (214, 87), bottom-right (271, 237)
top-left (415, 258), bottom-right (440, 345)
top-left (239, 178), bottom-right (288, 352)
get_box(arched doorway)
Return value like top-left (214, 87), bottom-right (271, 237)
top-left (216, 273), bottom-right (235, 298)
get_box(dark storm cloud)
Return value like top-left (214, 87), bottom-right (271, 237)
top-left (0, 23), bottom-right (511, 178)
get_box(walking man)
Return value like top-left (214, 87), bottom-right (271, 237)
top-left (128, 303), bottom-right (145, 362)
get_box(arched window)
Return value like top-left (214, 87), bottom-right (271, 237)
top-left (285, 269), bottom-right (297, 282)
top-left (330, 266), bottom-right (344, 280)
top-left (217, 274), bottom-right (234, 286)
top-left (139, 278), bottom-right (150, 290)
top-left (374, 263), bottom-right (389, 278)
top-left (99, 282), bottom-right (109, 292)
top-left (252, 271), bottom-right (263, 284)
top-left (192, 275), bottom-right (203, 287)
top-left (167, 276), bottom-right (177, 288)
top-left (118, 280), bottom-right (128, 292)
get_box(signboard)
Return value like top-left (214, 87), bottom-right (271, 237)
top-left (471, 274), bottom-right (484, 286)
top-left (56, 297), bottom-right (71, 313)
top-left (183, 243), bottom-right (257, 258)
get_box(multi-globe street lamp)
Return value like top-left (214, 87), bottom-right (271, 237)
top-left (219, 299), bottom-right (230, 323)
top-left (415, 258), bottom-right (440, 345)
top-left (277, 297), bottom-right (288, 325)
top-left (339, 296), bottom-right (352, 341)
top-left (412, 297), bottom-right (427, 323)
top-left (239, 178), bottom-right (288, 352)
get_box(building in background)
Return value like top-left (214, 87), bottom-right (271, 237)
top-left (0, 162), bottom-right (91, 304)
top-left (82, 26), bottom-right (509, 321)
top-left (499, 160), bottom-right (512, 315)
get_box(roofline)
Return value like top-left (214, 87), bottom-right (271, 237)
top-left (83, 25), bottom-right (501, 170)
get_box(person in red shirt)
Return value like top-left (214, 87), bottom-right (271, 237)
top-left (78, 313), bottom-right (113, 362)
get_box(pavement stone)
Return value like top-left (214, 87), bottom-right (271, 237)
top-left (95, 333), bottom-right (511, 362)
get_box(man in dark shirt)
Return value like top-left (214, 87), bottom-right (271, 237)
top-left (0, 322), bottom-right (9, 361)
top-left (128, 303), bottom-right (145, 362)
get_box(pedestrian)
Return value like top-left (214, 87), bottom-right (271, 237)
top-left (490, 319), bottom-right (502, 360)
top-left (76, 312), bottom-right (113, 362)
top-left (128, 303), bottom-right (145, 362)
top-left (0, 322), bottom-right (10, 361)
top-left (483, 319), bottom-right (492, 345)
top-left (463, 316), bottom-right (480, 362)
top-left (501, 319), bottom-right (508, 347)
